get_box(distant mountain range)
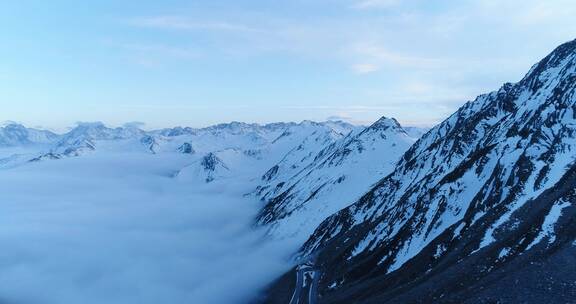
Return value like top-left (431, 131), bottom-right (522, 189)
top-left (0, 120), bottom-right (425, 190)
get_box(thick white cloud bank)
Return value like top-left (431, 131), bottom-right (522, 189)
top-left (0, 152), bottom-right (295, 304)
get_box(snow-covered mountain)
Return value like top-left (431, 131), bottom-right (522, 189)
top-left (255, 117), bottom-right (417, 243)
top-left (169, 120), bottom-right (360, 185)
top-left (0, 123), bottom-right (59, 147)
top-left (177, 152), bottom-right (231, 183)
top-left (263, 39), bottom-right (576, 304)
top-left (48, 122), bottom-right (145, 157)
top-left (0, 120), bottom-right (361, 180)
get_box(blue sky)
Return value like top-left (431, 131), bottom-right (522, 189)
top-left (1, 0), bottom-right (575, 130)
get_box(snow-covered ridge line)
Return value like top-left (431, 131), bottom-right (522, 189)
top-left (253, 117), bottom-right (419, 244)
top-left (0, 119), bottom-right (365, 182)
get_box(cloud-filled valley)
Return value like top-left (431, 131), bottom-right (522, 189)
top-left (0, 152), bottom-right (294, 304)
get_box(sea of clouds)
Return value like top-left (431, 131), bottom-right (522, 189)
top-left (0, 151), bottom-right (295, 304)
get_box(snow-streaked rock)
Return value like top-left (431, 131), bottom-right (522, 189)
top-left (255, 117), bottom-right (416, 243)
top-left (263, 38), bottom-right (576, 304)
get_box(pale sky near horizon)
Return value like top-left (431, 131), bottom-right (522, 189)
top-left (0, 0), bottom-right (575, 130)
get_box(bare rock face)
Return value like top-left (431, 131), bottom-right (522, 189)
top-left (177, 142), bottom-right (195, 154)
top-left (140, 135), bottom-right (159, 154)
top-left (200, 153), bottom-right (229, 183)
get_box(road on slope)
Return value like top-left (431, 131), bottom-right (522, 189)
top-left (289, 260), bottom-right (319, 304)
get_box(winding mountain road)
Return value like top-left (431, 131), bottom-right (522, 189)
top-left (289, 261), bottom-right (319, 304)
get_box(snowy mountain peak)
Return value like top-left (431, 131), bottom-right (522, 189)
top-left (177, 142), bottom-right (195, 154)
top-left (201, 152), bottom-right (227, 172)
top-left (1, 124), bottom-right (29, 142)
top-left (173, 152), bottom-right (231, 183)
top-left (0, 123), bottom-right (59, 147)
top-left (207, 121), bottom-right (259, 133)
top-left (157, 126), bottom-right (196, 137)
top-left (521, 39), bottom-right (576, 92)
top-left (254, 116), bottom-right (415, 242)
top-left (140, 135), bottom-right (159, 154)
top-left (367, 116), bottom-right (404, 132)
top-left (64, 122), bottom-right (114, 139)
top-left (299, 120), bottom-right (317, 126)
top-left (2, 123), bottom-right (26, 131)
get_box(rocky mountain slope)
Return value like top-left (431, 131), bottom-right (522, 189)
top-left (254, 117), bottom-right (417, 244)
top-left (262, 39), bottom-right (576, 304)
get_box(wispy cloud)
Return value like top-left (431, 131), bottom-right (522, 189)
top-left (126, 14), bottom-right (445, 71)
top-left (352, 44), bottom-right (444, 68)
top-left (351, 63), bottom-right (380, 74)
top-left (129, 16), bottom-right (265, 33)
top-left (121, 43), bottom-right (200, 59)
top-left (114, 1), bottom-right (576, 125)
top-left (478, 0), bottom-right (576, 27)
top-left (352, 0), bottom-right (401, 9)
top-left (112, 42), bottom-right (202, 67)
top-left (347, 42), bottom-right (446, 76)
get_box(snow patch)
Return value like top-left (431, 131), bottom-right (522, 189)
top-left (526, 200), bottom-right (571, 250)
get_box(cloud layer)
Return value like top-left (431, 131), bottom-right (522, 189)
top-left (0, 152), bottom-right (294, 304)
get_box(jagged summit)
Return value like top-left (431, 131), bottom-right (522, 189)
top-left (177, 142), bottom-right (195, 154)
top-left (520, 38), bottom-right (576, 93)
top-left (140, 135), bottom-right (159, 154)
top-left (157, 126), bottom-right (196, 137)
top-left (201, 152), bottom-right (227, 172)
top-left (366, 116), bottom-right (404, 132)
top-left (174, 152), bottom-right (232, 183)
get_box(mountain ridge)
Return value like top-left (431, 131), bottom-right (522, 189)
top-left (261, 38), bottom-right (576, 304)
top-left (254, 117), bottom-right (418, 243)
